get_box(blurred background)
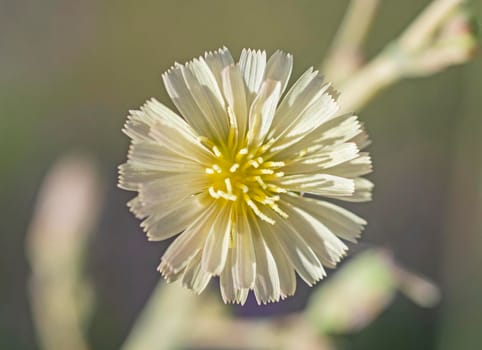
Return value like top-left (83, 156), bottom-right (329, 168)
top-left (0, 0), bottom-right (481, 349)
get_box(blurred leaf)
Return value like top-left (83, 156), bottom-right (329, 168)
top-left (121, 282), bottom-right (203, 350)
top-left (306, 249), bottom-right (397, 334)
top-left (26, 155), bottom-right (103, 350)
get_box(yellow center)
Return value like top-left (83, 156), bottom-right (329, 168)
top-left (203, 140), bottom-right (288, 224)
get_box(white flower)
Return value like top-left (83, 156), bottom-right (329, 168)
top-left (119, 47), bottom-right (373, 305)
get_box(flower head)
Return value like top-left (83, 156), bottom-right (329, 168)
top-left (119, 47), bottom-right (373, 304)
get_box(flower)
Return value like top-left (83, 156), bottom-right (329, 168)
top-left (118, 47), bottom-right (373, 305)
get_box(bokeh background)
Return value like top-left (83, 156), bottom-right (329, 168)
top-left (1, 0), bottom-right (481, 349)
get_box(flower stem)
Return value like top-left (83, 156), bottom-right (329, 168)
top-left (334, 0), bottom-right (469, 113)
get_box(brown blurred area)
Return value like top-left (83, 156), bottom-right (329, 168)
top-left (0, 1), bottom-right (481, 349)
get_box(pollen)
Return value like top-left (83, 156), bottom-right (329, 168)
top-left (205, 139), bottom-right (287, 224)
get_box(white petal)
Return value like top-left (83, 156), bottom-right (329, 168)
top-left (270, 70), bottom-right (330, 137)
top-left (277, 67), bottom-right (316, 109)
top-left (149, 120), bottom-right (213, 164)
top-left (313, 178), bottom-right (373, 202)
top-left (204, 47), bottom-right (235, 87)
top-left (250, 215), bottom-right (281, 304)
top-left (284, 195), bottom-right (366, 243)
top-left (159, 265), bottom-right (184, 283)
top-left (247, 80), bottom-right (282, 146)
top-left (264, 50), bottom-right (293, 95)
top-left (160, 204), bottom-right (216, 274)
top-left (264, 211), bottom-right (324, 286)
top-left (123, 99), bottom-right (198, 143)
top-left (221, 64), bottom-right (248, 140)
top-left (141, 198), bottom-right (204, 241)
top-left (185, 56), bottom-right (226, 106)
top-left (271, 106), bottom-right (363, 162)
top-left (252, 242), bottom-right (280, 304)
top-left (182, 251), bottom-right (212, 294)
top-left (279, 173), bottom-right (355, 197)
top-left (125, 142), bottom-right (205, 173)
top-left (317, 114), bottom-right (366, 146)
top-left (183, 57), bottom-right (229, 138)
top-left (341, 178), bottom-right (374, 202)
top-left (201, 203), bottom-right (232, 275)
top-left (243, 51), bottom-right (292, 145)
top-left (282, 142), bottom-right (360, 175)
top-left (313, 143), bottom-right (360, 169)
top-left (350, 127), bottom-right (371, 149)
top-left (162, 65), bottom-right (212, 137)
top-left (144, 99), bottom-right (199, 138)
top-left (237, 288), bottom-right (250, 305)
top-left (162, 61), bottom-right (228, 140)
top-left (233, 207), bottom-right (256, 289)
top-left (324, 152), bottom-right (372, 178)
top-left (123, 115), bottom-right (153, 143)
top-left (126, 195), bottom-right (162, 220)
top-left (220, 250), bottom-right (250, 304)
top-left (220, 250), bottom-right (236, 303)
top-left (138, 173), bottom-right (207, 208)
top-left (126, 196), bottom-right (145, 219)
top-left (118, 163), bottom-right (163, 191)
top-left (281, 201), bottom-right (348, 267)
top-left (285, 87), bottom-right (339, 138)
top-left (239, 49), bottom-right (266, 101)
top-left (258, 224), bottom-right (296, 298)
top-left (271, 90), bottom-right (339, 150)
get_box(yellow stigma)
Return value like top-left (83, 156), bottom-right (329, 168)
top-left (205, 140), bottom-right (287, 224)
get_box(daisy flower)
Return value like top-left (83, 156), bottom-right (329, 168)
top-left (119, 47), bottom-right (373, 304)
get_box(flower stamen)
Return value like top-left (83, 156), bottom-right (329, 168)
top-left (204, 141), bottom-right (288, 224)
top-left (243, 193), bottom-right (275, 224)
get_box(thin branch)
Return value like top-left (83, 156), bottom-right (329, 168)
top-left (323, 0), bottom-right (380, 84)
top-left (398, 0), bottom-right (463, 53)
top-left (337, 0), bottom-right (470, 113)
